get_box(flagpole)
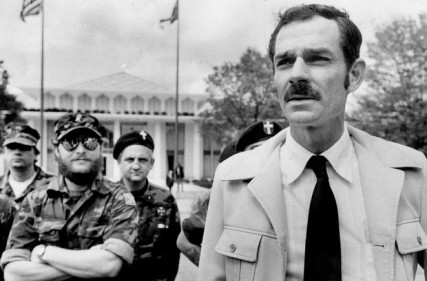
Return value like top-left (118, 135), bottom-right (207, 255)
top-left (40, 0), bottom-right (45, 166)
top-left (174, 0), bottom-right (180, 170)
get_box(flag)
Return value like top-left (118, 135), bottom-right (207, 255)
top-left (160, 1), bottom-right (178, 24)
top-left (20, 0), bottom-right (41, 22)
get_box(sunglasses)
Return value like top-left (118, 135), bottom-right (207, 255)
top-left (6, 144), bottom-right (33, 151)
top-left (60, 137), bottom-right (100, 151)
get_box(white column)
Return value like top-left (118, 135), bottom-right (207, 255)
top-left (192, 121), bottom-right (203, 179)
top-left (150, 121), bottom-right (165, 181)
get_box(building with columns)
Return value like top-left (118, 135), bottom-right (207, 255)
top-left (12, 72), bottom-right (221, 182)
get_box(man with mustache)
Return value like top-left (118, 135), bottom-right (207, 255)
top-left (1, 112), bottom-right (139, 280)
top-left (198, 4), bottom-right (427, 281)
top-left (113, 130), bottom-right (181, 281)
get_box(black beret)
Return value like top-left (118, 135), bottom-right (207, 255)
top-left (235, 120), bottom-right (282, 152)
top-left (218, 141), bottom-right (237, 163)
top-left (113, 130), bottom-right (154, 160)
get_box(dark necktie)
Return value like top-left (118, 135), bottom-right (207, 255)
top-left (304, 155), bottom-right (341, 281)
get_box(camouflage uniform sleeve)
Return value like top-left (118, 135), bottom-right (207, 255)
top-left (164, 194), bottom-right (181, 281)
top-left (102, 187), bottom-right (139, 265)
top-left (0, 195), bottom-right (16, 255)
top-left (0, 191), bottom-right (40, 269)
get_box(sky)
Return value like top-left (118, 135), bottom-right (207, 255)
top-left (0, 0), bottom-right (426, 96)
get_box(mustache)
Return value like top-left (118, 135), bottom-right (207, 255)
top-left (283, 82), bottom-right (320, 102)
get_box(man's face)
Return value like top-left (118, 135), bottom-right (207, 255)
top-left (118, 144), bottom-right (154, 184)
top-left (4, 144), bottom-right (36, 170)
top-left (55, 131), bottom-right (103, 184)
top-left (273, 16), bottom-right (349, 128)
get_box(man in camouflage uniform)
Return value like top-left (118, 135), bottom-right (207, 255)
top-left (0, 123), bottom-right (53, 205)
top-left (0, 123), bottom-right (52, 281)
top-left (0, 195), bottom-right (14, 281)
top-left (113, 130), bottom-right (181, 281)
top-left (1, 112), bottom-right (138, 281)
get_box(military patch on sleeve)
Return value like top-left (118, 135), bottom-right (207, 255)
top-left (122, 193), bottom-right (136, 206)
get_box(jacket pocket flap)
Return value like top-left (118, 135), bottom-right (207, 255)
top-left (215, 228), bottom-right (261, 262)
top-left (396, 221), bottom-right (427, 254)
top-left (36, 220), bottom-right (64, 233)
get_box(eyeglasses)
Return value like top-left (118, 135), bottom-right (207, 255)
top-left (60, 137), bottom-right (100, 151)
top-left (6, 144), bottom-right (33, 151)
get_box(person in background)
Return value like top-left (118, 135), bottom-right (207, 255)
top-left (166, 169), bottom-right (174, 190)
top-left (0, 123), bottom-right (53, 205)
top-left (177, 120), bottom-right (282, 266)
top-left (198, 4), bottom-right (427, 281)
top-left (1, 112), bottom-right (139, 281)
top-left (114, 130), bottom-right (181, 281)
top-left (0, 123), bottom-right (53, 281)
top-left (0, 195), bottom-right (14, 281)
top-left (174, 163), bottom-right (184, 192)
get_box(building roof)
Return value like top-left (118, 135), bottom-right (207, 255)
top-left (66, 72), bottom-right (172, 94)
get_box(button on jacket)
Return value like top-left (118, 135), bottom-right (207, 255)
top-left (198, 125), bottom-right (427, 281)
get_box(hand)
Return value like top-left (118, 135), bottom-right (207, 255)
top-left (31, 244), bottom-right (47, 264)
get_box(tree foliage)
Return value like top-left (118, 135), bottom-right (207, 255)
top-left (201, 48), bottom-right (286, 146)
top-left (0, 63), bottom-right (25, 146)
top-left (350, 14), bottom-right (427, 154)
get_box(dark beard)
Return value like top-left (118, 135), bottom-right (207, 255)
top-left (283, 81), bottom-right (320, 102)
top-left (58, 157), bottom-right (103, 185)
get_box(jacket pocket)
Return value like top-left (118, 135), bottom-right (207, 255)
top-left (395, 221), bottom-right (427, 280)
top-left (215, 227), bottom-right (262, 281)
top-left (36, 220), bottom-right (65, 244)
top-left (78, 222), bottom-right (106, 248)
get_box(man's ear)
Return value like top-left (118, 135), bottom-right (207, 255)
top-left (53, 146), bottom-right (60, 159)
top-left (347, 58), bottom-right (366, 92)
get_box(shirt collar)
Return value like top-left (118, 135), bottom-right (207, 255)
top-left (47, 174), bottom-right (110, 196)
top-left (322, 126), bottom-right (353, 183)
top-left (282, 126), bottom-right (353, 184)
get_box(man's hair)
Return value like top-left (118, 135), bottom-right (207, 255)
top-left (268, 4), bottom-right (362, 71)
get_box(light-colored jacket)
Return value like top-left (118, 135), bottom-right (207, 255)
top-left (198, 126), bottom-right (427, 281)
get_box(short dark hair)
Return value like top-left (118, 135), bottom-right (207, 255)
top-left (268, 4), bottom-right (362, 71)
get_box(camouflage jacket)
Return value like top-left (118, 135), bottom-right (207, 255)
top-left (0, 165), bottom-right (53, 205)
top-left (119, 179), bottom-right (181, 281)
top-left (1, 175), bottom-right (139, 274)
top-left (0, 195), bottom-right (15, 281)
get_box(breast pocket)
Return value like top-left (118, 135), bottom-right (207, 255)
top-left (36, 220), bottom-right (65, 245)
top-left (215, 227), bottom-right (263, 281)
top-left (78, 222), bottom-right (106, 249)
top-left (395, 221), bottom-right (427, 280)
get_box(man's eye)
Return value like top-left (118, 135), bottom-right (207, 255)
top-left (276, 59), bottom-right (294, 68)
top-left (307, 56), bottom-right (329, 63)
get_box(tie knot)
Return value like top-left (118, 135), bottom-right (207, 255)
top-left (307, 155), bottom-right (328, 179)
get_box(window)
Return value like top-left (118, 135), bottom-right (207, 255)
top-left (45, 92), bottom-right (55, 109)
top-left (165, 97), bottom-right (175, 115)
top-left (59, 93), bottom-right (73, 110)
top-left (78, 94), bottom-right (91, 112)
top-left (182, 98), bottom-right (194, 114)
top-left (96, 94), bottom-right (110, 112)
top-left (113, 95), bottom-right (127, 113)
top-left (148, 97), bottom-right (161, 114)
top-left (130, 96), bottom-right (144, 113)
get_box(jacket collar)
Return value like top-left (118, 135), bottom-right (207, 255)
top-left (219, 124), bottom-right (423, 181)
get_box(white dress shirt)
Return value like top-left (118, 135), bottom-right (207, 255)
top-left (280, 127), bottom-right (377, 281)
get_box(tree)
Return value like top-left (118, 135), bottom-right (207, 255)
top-left (0, 61), bottom-right (25, 146)
top-left (350, 14), bottom-right (427, 155)
top-left (201, 48), bottom-right (286, 147)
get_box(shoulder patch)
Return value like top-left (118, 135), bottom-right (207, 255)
top-left (122, 193), bottom-right (136, 206)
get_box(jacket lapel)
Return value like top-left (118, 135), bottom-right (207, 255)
top-left (353, 139), bottom-right (404, 281)
top-left (247, 145), bottom-right (288, 280)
